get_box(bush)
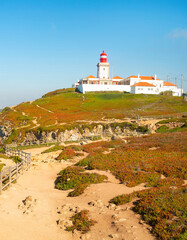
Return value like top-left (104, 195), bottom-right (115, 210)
top-left (12, 156), bottom-right (22, 163)
top-left (66, 210), bottom-right (96, 233)
top-left (0, 163), bottom-right (5, 172)
top-left (134, 187), bottom-right (187, 240)
top-left (0, 148), bottom-right (5, 153)
top-left (41, 145), bottom-right (63, 154)
top-left (55, 166), bottom-right (107, 196)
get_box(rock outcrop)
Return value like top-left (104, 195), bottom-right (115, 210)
top-left (19, 123), bottom-right (147, 146)
top-left (0, 125), bottom-right (12, 144)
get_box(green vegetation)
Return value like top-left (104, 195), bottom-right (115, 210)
top-left (156, 123), bottom-right (187, 133)
top-left (55, 166), bottom-right (107, 196)
top-left (15, 143), bottom-right (54, 150)
top-left (12, 156), bottom-right (22, 163)
top-left (42, 88), bottom-right (75, 98)
top-left (4, 129), bottom-right (20, 144)
top-left (0, 153), bottom-right (9, 159)
top-left (41, 145), bottom-right (62, 154)
top-left (56, 147), bottom-right (84, 161)
top-left (0, 148), bottom-right (5, 153)
top-left (110, 187), bottom-right (187, 239)
top-left (1, 90), bottom-right (186, 143)
top-left (54, 131), bottom-right (187, 239)
top-left (66, 210), bottom-right (96, 233)
top-left (1, 91), bottom-right (187, 129)
top-left (0, 163), bottom-right (5, 172)
top-left (156, 116), bottom-right (187, 124)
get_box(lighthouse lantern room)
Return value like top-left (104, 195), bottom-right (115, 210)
top-left (97, 50), bottom-right (110, 80)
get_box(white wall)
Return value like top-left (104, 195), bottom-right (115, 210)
top-left (160, 87), bottom-right (182, 96)
top-left (131, 86), bottom-right (157, 94)
top-left (77, 84), bottom-right (131, 94)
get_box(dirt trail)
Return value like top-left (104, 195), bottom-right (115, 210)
top-left (0, 147), bottom-right (155, 240)
top-left (36, 104), bottom-right (54, 113)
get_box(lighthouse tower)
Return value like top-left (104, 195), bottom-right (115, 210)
top-left (97, 50), bottom-right (110, 80)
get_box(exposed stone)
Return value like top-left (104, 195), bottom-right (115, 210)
top-left (18, 196), bottom-right (37, 215)
top-left (7, 123), bottom-right (146, 146)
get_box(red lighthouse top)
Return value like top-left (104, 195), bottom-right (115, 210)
top-left (100, 50), bottom-right (107, 63)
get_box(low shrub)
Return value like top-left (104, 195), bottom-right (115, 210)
top-left (56, 147), bottom-right (84, 160)
top-left (12, 156), bottom-right (22, 163)
top-left (0, 163), bottom-right (5, 172)
top-left (66, 210), bottom-right (96, 233)
top-left (110, 186), bottom-right (187, 239)
top-left (134, 187), bottom-right (187, 240)
top-left (41, 145), bottom-right (63, 154)
top-left (55, 166), bottom-right (107, 196)
top-left (0, 148), bottom-right (5, 153)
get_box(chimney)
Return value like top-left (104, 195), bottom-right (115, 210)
top-left (138, 74), bottom-right (140, 79)
top-left (154, 74), bottom-right (157, 80)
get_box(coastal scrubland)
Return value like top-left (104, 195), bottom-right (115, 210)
top-left (0, 90), bottom-right (187, 239)
top-left (55, 131), bottom-right (187, 239)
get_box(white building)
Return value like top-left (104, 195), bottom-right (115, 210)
top-left (131, 82), bottom-right (156, 94)
top-left (76, 51), bottom-right (183, 96)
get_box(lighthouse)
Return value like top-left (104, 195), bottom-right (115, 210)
top-left (97, 50), bottom-right (110, 80)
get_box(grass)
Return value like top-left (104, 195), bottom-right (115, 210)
top-left (0, 153), bottom-right (9, 159)
top-left (1, 90), bottom-right (186, 143)
top-left (11, 156), bottom-right (22, 163)
top-left (156, 123), bottom-right (187, 133)
top-left (15, 143), bottom-right (54, 150)
top-left (1, 91), bottom-right (187, 129)
top-left (0, 163), bottom-right (5, 172)
top-left (66, 210), bottom-right (96, 233)
top-left (41, 145), bottom-right (62, 154)
top-left (55, 166), bottom-right (107, 196)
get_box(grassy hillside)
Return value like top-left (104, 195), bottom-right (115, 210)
top-left (0, 89), bottom-right (186, 130)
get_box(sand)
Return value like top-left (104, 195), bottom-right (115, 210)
top-left (0, 147), bottom-right (155, 240)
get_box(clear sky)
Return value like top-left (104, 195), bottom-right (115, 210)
top-left (0, 0), bottom-right (187, 108)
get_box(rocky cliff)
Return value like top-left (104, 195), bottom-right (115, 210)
top-left (1, 122), bottom-right (149, 147)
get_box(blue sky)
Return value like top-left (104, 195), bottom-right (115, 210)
top-left (0, 0), bottom-right (187, 108)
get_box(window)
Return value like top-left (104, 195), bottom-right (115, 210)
top-left (148, 88), bottom-right (150, 90)
top-left (103, 68), bottom-right (105, 70)
top-left (138, 88), bottom-right (140, 90)
top-left (91, 81), bottom-right (94, 84)
top-left (104, 82), bottom-right (107, 85)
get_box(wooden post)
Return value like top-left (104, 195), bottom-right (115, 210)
top-left (9, 167), bottom-right (11, 185)
top-left (0, 172), bottom-right (2, 194)
top-left (16, 163), bottom-right (18, 179)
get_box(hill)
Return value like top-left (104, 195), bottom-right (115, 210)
top-left (0, 88), bottom-right (187, 144)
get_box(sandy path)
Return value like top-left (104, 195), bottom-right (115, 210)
top-left (0, 148), bottom-right (155, 240)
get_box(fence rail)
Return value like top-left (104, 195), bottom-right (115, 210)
top-left (0, 147), bottom-right (31, 194)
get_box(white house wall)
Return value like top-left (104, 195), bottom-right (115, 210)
top-left (131, 86), bottom-right (157, 94)
top-left (77, 84), bottom-right (131, 94)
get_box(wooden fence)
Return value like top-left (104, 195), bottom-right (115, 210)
top-left (0, 147), bottom-right (31, 194)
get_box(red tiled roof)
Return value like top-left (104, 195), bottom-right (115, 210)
top-left (163, 81), bottom-right (177, 86)
top-left (86, 75), bottom-right (96, 79)
top-left (131, 82), bottom-right (156, 87)
top-left (112, 76), bottom-right (123, 80)
top-left (126, 75), bottom-right (161, 80)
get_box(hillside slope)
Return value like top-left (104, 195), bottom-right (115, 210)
top-left (0, 89), bottom-right (186, 144)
